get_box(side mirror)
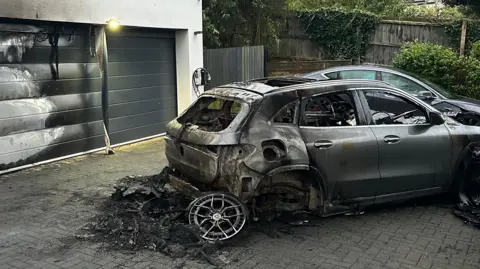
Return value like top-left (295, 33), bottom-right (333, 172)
top-left (418, 91), bottom-right (435, 100)
top-left (429, 111), bottom-right (445, 125)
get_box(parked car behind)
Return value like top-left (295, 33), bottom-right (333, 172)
top-left (164, 77), bottom-right (480, 241)
top-left (302, 65), bottom-right (480, 126)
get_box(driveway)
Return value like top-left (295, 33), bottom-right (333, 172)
top-left (0, 138), bottom-right (479, 269)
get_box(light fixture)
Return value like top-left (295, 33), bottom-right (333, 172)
top-left (106, 19), bottom-right (120, 30)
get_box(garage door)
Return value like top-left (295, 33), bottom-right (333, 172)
top-left (106, 28), bottom-right (177, 145)
top-left (0, 22), bottom-right (177, 171)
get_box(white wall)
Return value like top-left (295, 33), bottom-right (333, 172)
top-left (0, 0), bottom-right (204, 113)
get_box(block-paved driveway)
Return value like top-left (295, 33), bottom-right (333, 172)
top-left (0, 138), bottom-right (479, 269)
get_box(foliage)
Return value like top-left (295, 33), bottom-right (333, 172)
top-left (288, 0), bottom-right (466, 22)
top-left (470, 41), bottom-right (480, 59)
top-left (287, 0), bottom-right (408, 17)
top-left (202, 0), bottom-right (287, 51)
top-left (395, 4), bottom-right (465, 22)
top-left (444, 0), bottom-right (480, 16)
top-left (297, 8), bottom-right (378, 60)
top-left (445, 20), bottom-right (480, 53)
top-left (392, 41), bottom-right (480, 99)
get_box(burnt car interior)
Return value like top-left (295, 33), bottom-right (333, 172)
top-left (177, 96), bottom-right (242, 132)
top-left (301, 91), bottom-right (358, 127)
top-left (364, 90), bottom-right (428, 125)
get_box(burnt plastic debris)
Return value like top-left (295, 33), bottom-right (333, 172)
top-left (75, 168), bottom-right (230, 265)
top-left (452, 160), bottom-right (480, 228)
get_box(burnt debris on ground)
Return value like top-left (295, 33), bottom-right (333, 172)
top-left (74, 168), bottom-right (231, 266)
top-left (453, 161), bottom-right (480, 228)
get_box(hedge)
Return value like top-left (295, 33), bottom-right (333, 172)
top-left (392, 41), bottom-right (480, 99)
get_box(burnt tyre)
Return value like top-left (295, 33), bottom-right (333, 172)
top-left (188, 193), bottom-right (247, 241)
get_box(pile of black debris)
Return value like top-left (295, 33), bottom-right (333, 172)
top-left (452, 152), bottom-right (480, 228)
top-left (75, 168), bottom-right (231, 266)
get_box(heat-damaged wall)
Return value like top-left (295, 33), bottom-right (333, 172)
top-left (0, 21), bottom-right (180, 172)
top-left (0, 22), bottom-right (105, 171)
top-left (0, 0), bottom-right (204, 114)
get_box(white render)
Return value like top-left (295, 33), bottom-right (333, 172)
top-left (0, 0), bottom-right (204, 113)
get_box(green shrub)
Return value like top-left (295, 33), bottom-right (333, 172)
top-left (392, 41), bottom-right (480, 99)
top-left (470, 41), bottom-right (480, 60)
top-left (396, 4), bottom-right (464, 22)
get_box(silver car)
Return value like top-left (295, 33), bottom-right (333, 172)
top-left (164, 78), bottom-right (480, 240)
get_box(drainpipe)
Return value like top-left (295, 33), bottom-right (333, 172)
top-left (95, 26), bottom-right (114, 155)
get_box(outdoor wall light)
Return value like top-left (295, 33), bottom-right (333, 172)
top-left (106, 19), bottom-right (120, 30)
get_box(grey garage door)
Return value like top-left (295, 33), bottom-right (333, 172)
top-left (0, 21), bottom-right (177, 171)
top-left (106, 28), bottom-right (177, 145)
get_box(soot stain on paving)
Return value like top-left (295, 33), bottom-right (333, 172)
top-left (74, 169), bottom-right (234, 267)
top-left (71, 167), bottom-right (480, 267)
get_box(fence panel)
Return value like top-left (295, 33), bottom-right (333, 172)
top-left (365, 21), bottom-right (451, 65)
top-left (277, 18), bottom-right (454, 66)
top-left (204, 46), bottom-right (265, 90)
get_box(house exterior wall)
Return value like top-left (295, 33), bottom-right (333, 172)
top-left (0, 0), bottom-right (204, 113)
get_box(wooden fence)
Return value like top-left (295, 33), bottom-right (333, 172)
top-left (268, 58), bottom-right (352, 76)
top-left (365, 20), bottom-right (451, 64)
top-left (278, 18), bottom-right (453, 65)
top-left (204, 46), bottom-right (266, 90)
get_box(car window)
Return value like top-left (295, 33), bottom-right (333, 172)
top-left (363, 90), bottom-right (428, 125)
top-left (338, 70), bottom-right (376, 80)
top-left (303, 71), bottom-right (328, 80)
top-left (380, 72), bottom-right (427, 95)
top-left (301, 91), bottom-right (358, 127)
top-left (273, 101), bottom-right (298, 124)
top-left (324, 72), bottom-right (339, 79)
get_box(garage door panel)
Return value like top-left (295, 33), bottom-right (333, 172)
top-left (107, 29), bottom-right (175, 39)
top-left (109, 49), bottom-right (175, 63)
top-left (33, 34), bottom-right (91, 48)
top-left (109, 74), bottom-right (175, 91)
top-left (14, 47), bottom-right (97, 64)
top-left (0, 78), bottom-right (103, 101)
top-left (0, 122), bottom-right (104, 156)
top-left (0, 135), bottom-right (105, 171)
top-left (0, 93), bottom-right (102, 119)
top-left (110, 123), bottom-right (167, 145)
top-left (109, 99), bottom-right (172, 119)
top-left (110, 110), bottom-right (166, 133)
top-left (10, 63), bottom-right (101, 81)
top-left (108, 35), bottom-right (173, 49)
top-left (109, 108), bottom-right (177, 135)
top-left (0, 106), bottom-right (103, 136)
top-left (109, 86), bottom-right (175, 104)
top-left (108, 61), bottom-right (176, 77)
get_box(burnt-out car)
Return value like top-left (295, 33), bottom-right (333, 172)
top-left (164, 78), bottom-right (480, 240)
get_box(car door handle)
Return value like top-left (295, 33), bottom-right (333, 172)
top-left (384, 135), bottom-right (400, 144)
top-left (314, 140), bottom-right (334, 149)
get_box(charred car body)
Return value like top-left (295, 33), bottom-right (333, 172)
top-left (164, 78), bottom-right (480, 240)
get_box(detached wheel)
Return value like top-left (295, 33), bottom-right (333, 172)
top-left (188, 193), bottom-right (247, 241)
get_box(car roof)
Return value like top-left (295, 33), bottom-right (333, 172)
top-left (215, 76), bottom-right (323, 95)
top-left (303, 64), bottom-right (414, 77)
top-left (214, 78), bottom-right (397, 96)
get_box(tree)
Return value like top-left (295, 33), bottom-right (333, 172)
top-left (286, 0), bottom-right (409, 17)
top-left (203, 0), bottom-right (287, 49)
top-left (444, 0), bottom-right (480, 15)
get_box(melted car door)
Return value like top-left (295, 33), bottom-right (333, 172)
top-left (298, 90), bottom-right (380, 202)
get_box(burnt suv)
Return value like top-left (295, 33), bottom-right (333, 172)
top-left (164, 78), bottom-right (480, 241)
